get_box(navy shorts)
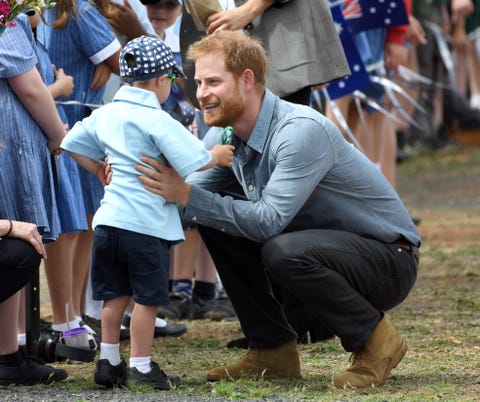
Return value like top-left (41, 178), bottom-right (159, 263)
top-left (91, 225), bottom-right (170, 306)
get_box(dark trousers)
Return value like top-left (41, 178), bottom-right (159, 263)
top-left (198, 226), bottom-right (417, 352)
top-left (0, 238), bottom-right (40, 303)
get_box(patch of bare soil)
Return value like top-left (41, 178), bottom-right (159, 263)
top-left (396, 144), bottom-right (480, 248)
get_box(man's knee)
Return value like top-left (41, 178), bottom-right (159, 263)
top-left (261, 234), bottom-right (297, 280)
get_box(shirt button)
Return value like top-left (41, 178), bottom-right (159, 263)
top-left (192, 216), bottom-right (197, 222)
top-left (248, 184), bottom-right (254, 192)
top-left (221, 228), bottom-right (225, 232)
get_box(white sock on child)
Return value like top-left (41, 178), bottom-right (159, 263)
top-left (100, 343), bottom-right (121, 366)
top-left (130, 356), bottom-right (151, 373)
top-left (52, 319), bottom-right (79, 333)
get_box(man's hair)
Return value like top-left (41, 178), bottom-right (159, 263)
top-left (186, 30), bottom-right (267, 86)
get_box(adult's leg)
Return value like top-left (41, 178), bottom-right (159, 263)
top-left (198, 225), bottom-right (296, 348)
top-left (262, 229), bottom-right (417, 352)
top-left (0, 238), bottom-right (40, 304)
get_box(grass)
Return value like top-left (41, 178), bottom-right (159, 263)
top-left (29, 146), bottom-right (480, 400)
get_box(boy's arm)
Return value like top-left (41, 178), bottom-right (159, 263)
top-left (65, 151), bottom-right (108, 186)
top-left (199, 144), bottom-right (234, 171)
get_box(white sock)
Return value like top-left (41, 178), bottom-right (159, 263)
top-left (155, 317), bottom-right (167, 328)
top-left (126, 313), bottom-right (167, 328)
top-left (52, 319), bottom-right (79, 333)
top-left (100, 343), bottom-right (121, 366)
top-left (470, 94), bottom-right (480, 109)
top-left (130, 356), bottom-right (151, 373)
top-left (17, 333), bottom-right (26, 346)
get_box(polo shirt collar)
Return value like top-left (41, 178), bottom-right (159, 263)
top-left (112, 85), bottom-right (162, 109)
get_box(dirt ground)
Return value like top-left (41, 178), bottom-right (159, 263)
top-left (396, 140), bottom-right (480, 248)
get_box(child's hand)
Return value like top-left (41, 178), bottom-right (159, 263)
top-left (211, 144), bottom-right (235, 167)
top-left (53, 67), bottom-right (74, 97)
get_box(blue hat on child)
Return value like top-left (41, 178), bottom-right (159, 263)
top-left (120, 36), bottom-right (186, 83)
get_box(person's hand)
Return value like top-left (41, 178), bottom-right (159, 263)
top-left (451, 0), bottom-right (474, 24)
top-left (384, 42), bottom-right (408, 74)
top-left (104, 156), bottom-right (113, 185)
top-left (210, 144), bottom-right (235, 167)
top-left (135, 156), bottom-right (191, 206)
top-left (95, 162), bottom-right (109, 186)
top-left (207, 6), bottom-right (255, 34)
top-left (107, 0), bottom-right (147, 39)
top-left (47, 135), bottom-right (64, 155)
top-left (404, 15), bottom-right (427, 46)
top-left (91, 62), bottom-right (112, 90)
top-left (7, 220), bottom-right (47, 259)
top-left (52, 66), bottom-right (74, 97)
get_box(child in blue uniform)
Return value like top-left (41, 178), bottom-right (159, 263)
top-left (61, 36), bottom-right (234, 389)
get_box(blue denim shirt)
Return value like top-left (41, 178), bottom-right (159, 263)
top-left (186, 90), bottom-right (421, 246)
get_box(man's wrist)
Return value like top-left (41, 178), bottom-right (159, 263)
top-left (180, 183), bottom-right (192, 206)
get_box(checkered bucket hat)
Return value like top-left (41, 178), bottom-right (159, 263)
top-left (120, 36), bottom-right (186, 83)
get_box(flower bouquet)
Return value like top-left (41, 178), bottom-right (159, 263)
top-left (0, 0), bottom-right (54, 36)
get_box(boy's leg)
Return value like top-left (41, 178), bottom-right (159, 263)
top-left (129, 303), bottom-right (157, 358)
top-left (101, 296), bottom-right (130, 345)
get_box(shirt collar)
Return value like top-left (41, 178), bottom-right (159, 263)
top-left (112, 85), bottom-right (162, 109)
top-left (244, 89), bottom-right (277, 154)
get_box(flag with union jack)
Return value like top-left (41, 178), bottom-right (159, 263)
top-left (326, 1), bottom-right (371, 100)
top-left (342, 0), bottom-right (409, 34)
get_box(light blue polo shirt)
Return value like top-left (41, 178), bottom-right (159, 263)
top-left (61, 86), bottom-right (212, 241)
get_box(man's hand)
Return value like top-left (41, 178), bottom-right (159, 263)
top-left (135, 156), bottom-right (192, 206)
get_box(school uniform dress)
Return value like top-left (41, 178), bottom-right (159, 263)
top-left (0, 15), bottom-right (60, 241)
top-left (36, 42), bottom-right (88, 234)
top-left (38, 0), bottom-right (121, 215)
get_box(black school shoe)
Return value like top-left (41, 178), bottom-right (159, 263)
top-left (122, 314), bottom-right (187, 338)
top-left (94, 358), bottom-right (127, 388)
top-left (0, 356), bottom-right (68, 385)
top-left (127, 361), bottom-right (180, 390)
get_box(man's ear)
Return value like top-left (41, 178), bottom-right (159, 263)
top-left (242, 69), bottom-right (256, 91)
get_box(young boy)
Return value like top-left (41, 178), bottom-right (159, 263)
top-left (60, 35), bottom-right (234, 390)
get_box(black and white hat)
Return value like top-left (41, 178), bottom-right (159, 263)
top-left (120, 35), bottom-right (186, 83)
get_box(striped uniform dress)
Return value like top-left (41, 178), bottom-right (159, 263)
top-left (38, 0), bottom-right (121, 215)
top-left (0, 15), bottom-right (60, 240)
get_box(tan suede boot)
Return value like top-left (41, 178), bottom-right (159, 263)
top-left (207, 340), bottom-right (301, 381)
top-left (333, 315), bottom-right (407, 389)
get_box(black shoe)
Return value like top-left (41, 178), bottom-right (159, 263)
top-left (193, 295), bottom-right (237, 321)
top-left (94, 358), bottom-right (127, 388)
top-left (226, 337), bottom-right (249, 349)
top-left (154, 323), bottom-right (187, 338)
top-left (0, 356), bottom-right (68, 385)
top-left (157, 292), bottom-right (193, 320)
top-left (122, 314), bottom-right (187, 338)
top-left (127, 361), bottom-right (180, 390)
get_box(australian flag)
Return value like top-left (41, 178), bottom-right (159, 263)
top-left (326, 1), bottom-right (371, 100)
top-left (343, 0), bottom-right (409, 34)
